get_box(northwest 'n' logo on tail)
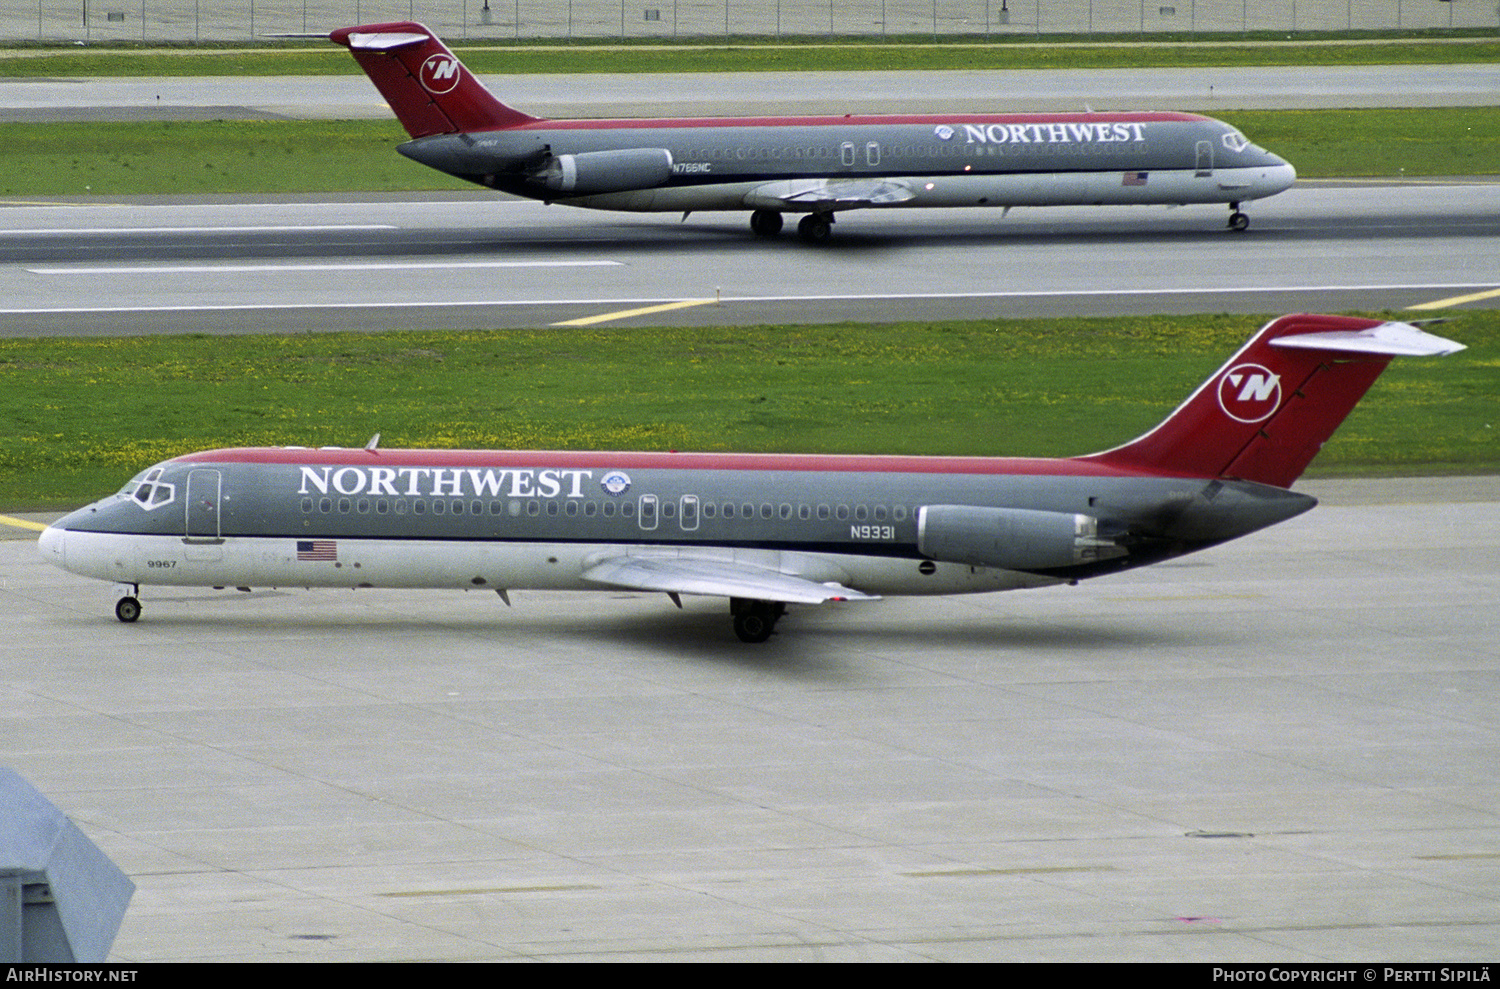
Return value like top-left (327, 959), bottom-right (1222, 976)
top-left (330, 22), bottom-right (538, 138)
top-left (1218, 363), bottom-right (1281, 422)
top-left (1077, 314), bottom-right (1465, 488)
top-left (418, 53), bottom-right (463, 95)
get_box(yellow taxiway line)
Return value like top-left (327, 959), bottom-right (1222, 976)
top-left (0, 514), bottom-right (48, 533)
top-left (1407, 287), bottom-right (1500, 311)
top-left (551, 298), bottom-right (717, 327)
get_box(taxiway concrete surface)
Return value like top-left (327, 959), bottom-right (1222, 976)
top-left (2, 476), bottom-right (1497, 961)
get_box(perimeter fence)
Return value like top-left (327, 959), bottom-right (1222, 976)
top-left (7, 0), bottom-right (1498, 42)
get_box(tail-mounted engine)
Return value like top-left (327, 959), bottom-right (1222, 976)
top-left (533, 148), bottom-right (675, 195)
top-left (917, 504), bottom-right (1127, 572)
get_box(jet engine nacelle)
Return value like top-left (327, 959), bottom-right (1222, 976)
top-left (538, 148), bottom-right (674, 195)
top-left (917, 504), bottom-right (1127, 572)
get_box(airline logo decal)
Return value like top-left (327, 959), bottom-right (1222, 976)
top-left (600, 471), bottom-right (632, 496)
top-left (298, 466), bottom-right (594, 499)
top-left (419, 53), bottom-right (462, 94)
top-left (1218, 363), bottom-right (1282, 423)
top-left (960, 122), bottom-right (1147, 146)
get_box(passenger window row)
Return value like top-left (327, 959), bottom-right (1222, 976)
top-left (297, 497), bottom-right (909, 526)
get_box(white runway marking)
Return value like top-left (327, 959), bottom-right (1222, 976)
top-left (0, 225), bottom-right (398, 235)
top-left (26, 260), bottom-right (624, 275)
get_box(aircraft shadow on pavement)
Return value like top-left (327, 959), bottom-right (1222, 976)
top-left (85, 590), bottom-right (1205, 675)
top-left (17, 208), bottom-right (1476, 269)
top-left (0, 218), bottom-right (1287, 268)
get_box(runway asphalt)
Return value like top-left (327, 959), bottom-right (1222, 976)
top-left (3, 181), bottom-right (1498, 334)
top-left (3, 475), bottom-right (1497, 961)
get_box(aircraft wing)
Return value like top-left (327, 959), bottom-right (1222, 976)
top-left (581, 554), bottom-right (879, 604)
top-left (744, 178), bottom-right (917, 211)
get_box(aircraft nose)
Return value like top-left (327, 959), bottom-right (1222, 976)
top-left (1246, 161), bottom-right (1296, 200)
top-left (38, 522), bottom-right (64, 567)
top-left (1267, 160), bottom-right (1296, 193)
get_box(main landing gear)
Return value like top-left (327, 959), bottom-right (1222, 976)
top-left (747, 209), bottom-right (834, 244)
top-left (796, 213), bottom-right (833, 244)
top-left (731, 598), bottom-right (786, 643)
top-left (1228, 202), bottom-right (1250, 232)
top-left (749, 208), bottom-right (783, 237)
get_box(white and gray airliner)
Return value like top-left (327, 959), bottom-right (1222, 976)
top-left (331, 20), bottom-right (1296, 241)
top-left (40, 315), bottom-right (1462, 642)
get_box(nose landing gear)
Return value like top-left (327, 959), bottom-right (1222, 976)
top-left (1228, 202), bottom-right (1250, 232)
top-left (113, 583), bottom-right (141, 623)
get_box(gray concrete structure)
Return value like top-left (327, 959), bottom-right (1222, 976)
top-left (2, 476), bottom-right (1497, 960)
top-left (5, 0), bottom-right (1498, 43)
top-left (0, 769), bottom-right (135, 962)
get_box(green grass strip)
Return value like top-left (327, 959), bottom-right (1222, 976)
top-left (0, 107), bottom-right (1494, 197)
top-left (3, 311), bottom-right (1494, 509)
top-left (3, 33), bottom-right (1498, 76)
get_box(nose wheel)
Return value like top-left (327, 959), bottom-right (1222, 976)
top-left (114, 590), bottom-right (141, 623)
top-left (1228, 204), bottom-right (1250, 232)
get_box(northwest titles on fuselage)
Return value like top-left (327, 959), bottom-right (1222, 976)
top-left (297, 465), bottom-right (598, 500)
top-left (953, 121), bottom-right (1150, 145)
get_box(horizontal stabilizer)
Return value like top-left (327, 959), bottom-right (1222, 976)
top-left (1270, 320), bottom-right (1466, 357)
top-left (345, 30), bottom-right (429, 49)
top-left (582, 554), bottom-right (878, 605)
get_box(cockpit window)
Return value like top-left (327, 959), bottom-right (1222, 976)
top-left (126, 466), bottom-right (176, 511)
top-left (1221, 131), bottom-right (1250, 153)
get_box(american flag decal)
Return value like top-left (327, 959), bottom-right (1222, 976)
top-left (297, 540), bottom-right (337, 561)
top-left (1123, 171), bottom-right (1149, 186)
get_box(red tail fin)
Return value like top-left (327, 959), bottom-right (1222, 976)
top-left (330, 22), bottom-right (537, 139)
top-left (1077, 314), bottom-right (1464, 488)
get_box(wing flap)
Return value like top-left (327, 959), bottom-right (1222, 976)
top-left (581, 554), bottom-right (878, 604)
top-left (745, 178), bottom-right (916, 211)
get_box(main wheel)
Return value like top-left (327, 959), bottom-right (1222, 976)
top-left (115, 596), bottom-right (141, 623)
top-left (734, 611), bottom-right (775, 644)
top-left (750, 209), bottom-right (784, 237)
top-left (797, 213), bottom-right (832, 244)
